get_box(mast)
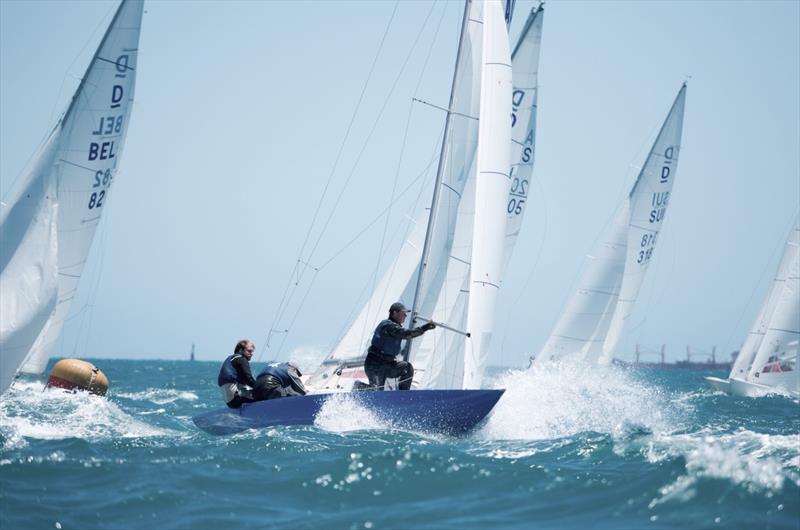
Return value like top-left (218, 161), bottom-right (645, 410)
top-left (403, 0), bottom-right (473, 361)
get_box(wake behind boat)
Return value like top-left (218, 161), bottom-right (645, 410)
top-left (192, 389), bottom-right (504, 436)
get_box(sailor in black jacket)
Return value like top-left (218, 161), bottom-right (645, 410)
top-left (218, 339), bottom-right (257, 408)
top-left (365, 302), bottom-right (435, 390)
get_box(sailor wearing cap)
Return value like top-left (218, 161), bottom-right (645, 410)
top-left (365, 302), bottom-right (435, 390)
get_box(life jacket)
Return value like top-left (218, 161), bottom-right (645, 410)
top-left (257, 362), bottom-right (295, 386)
top-left (218, 354), bottom-right (246, 386)
top-left (369, 319), bottom-right (403, 360)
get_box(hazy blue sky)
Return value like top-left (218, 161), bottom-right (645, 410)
top-left (1, 0), bottom-right (798, 368)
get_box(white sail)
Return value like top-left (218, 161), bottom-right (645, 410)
top-left (461, 0), bottom-right (513, 389)
top-left (538, 203), bottom-right (629, 361)
top-left (414, 4), bottom-right (542, 389)
top-left (745, 228), bottom-right (800, 393)
top-left (303, 211), bottom-right (426, 390)
top-left (0, 131), bottom-right (61, 394)
top-left (536, 84), bottom-right (687, 364)
top-left (16, 0), bottom-right (144, 374)
top-left (730, 216), bottom-right (800, 380)
top-left (596, 84), bottom-right (686, 363)
top-left (306, 0), bottom-right (484, 392)
top-left (307, 0), bottom-right (518, 392)
top-left (503, 5), bottom-right (543, 273)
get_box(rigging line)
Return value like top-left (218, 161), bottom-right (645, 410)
top-left (317, 151), bottom-right (437, 271)
top-left (365, 0), bottom-right (445, 330)
top-left (331, 145), bottom-right (440, 360)
top-left (267, 0), bottom-right (442, 357)
top-left (411, 97), bottom-right (478, 120)
top-left (273, 270), bottom-right (321, 360)
top-left (263, 0), bottom-right (401, 355)
top-left (282, 0), bottom-right (400, 280)
top-left (268, 0), bottom-right (445, 360)
top-left (302, 0), bottom-right (440, 274)
top-left (363, 0), bottom-right (450, 345)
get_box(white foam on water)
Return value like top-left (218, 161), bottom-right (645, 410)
top-left (645, 428), bottom-right (800, 502)
top-left (313, 393), bottom-right (388, 432)
top-left (479, 361), bottom-right (679, 441)
top-left (0, 380), bottom-right (175, 443)
top-left (477, 362), bottom-right (799, 495)
top-left (117, 388), bottom-right (199, 404)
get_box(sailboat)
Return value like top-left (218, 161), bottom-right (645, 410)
top-left (533, 83), bottom-right (687, 365)
top-left (0, 0), bottom-right (144, 395)
top-left (193, 0), bottom-right (519, 435)
top-left (301, 4), bottom-right (544, 394)
top-left (706, 215), bottom-right (800, 397)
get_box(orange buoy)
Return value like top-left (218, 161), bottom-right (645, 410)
top-left (45, 359), bottom-right (109, 396)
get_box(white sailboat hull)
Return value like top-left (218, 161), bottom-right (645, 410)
top-left (729, 377), bottom-right (797, 398)
top-left (704, 376), bottom-right (731, 393)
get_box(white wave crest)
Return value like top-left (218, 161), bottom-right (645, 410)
top-left (314, 393), bottom-right (387, 432)
top-left (117, 388), bottom-right (199, 404)
top-left (0, 380), bottom-right (175, 442)
top-left (479, 361), bottom-right (679, 440)
top-left (646, 429), bottom-right (800, 500)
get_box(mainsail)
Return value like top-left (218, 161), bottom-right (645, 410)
top-left (537, 84), bottom-right (687, 364)
top-left (729, 215), bottom-right (800, 381)
top-left (413, 5), bottom-right (542, 390)
top-left (0, 0), bottom-right (143, 388)
top-left (306, 0), bottom-right (516, 392)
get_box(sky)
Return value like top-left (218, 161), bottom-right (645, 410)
top-left (1, 0), bottom-right (798, 368)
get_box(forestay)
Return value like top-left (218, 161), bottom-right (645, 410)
top-left (537, 84), bottom-right (687, 365)
top-left (8, 0), bottom-right (144, 376)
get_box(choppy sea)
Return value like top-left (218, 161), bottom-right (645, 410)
top-left (1, 358), bottom-right (798, 530)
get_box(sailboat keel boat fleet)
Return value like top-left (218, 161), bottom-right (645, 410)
top-left (2, 1), bottom-right (797, 438)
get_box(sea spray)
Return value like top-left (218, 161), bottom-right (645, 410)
top-left (314, 393), bottom-right (387, 432)
top-left (0, 380), bottom-right (175, 442)
top-left (480, 360), bottom-right (680, 441)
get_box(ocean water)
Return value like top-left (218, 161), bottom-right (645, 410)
top-left (1, 359), bottom-right (798, 530)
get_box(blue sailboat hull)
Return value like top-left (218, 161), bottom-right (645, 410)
top-left (192, 389), bottom-right (504, 436)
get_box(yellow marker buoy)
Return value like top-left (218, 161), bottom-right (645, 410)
top-left (45, 359), bottom-right (109, 396)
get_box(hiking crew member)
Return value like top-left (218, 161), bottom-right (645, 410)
top-left (365, 302), bottom-right (435, 390)
top-left (218, 339), bottom-right (257, 408)
top-left (254, 362), bottom-right (307, 400)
